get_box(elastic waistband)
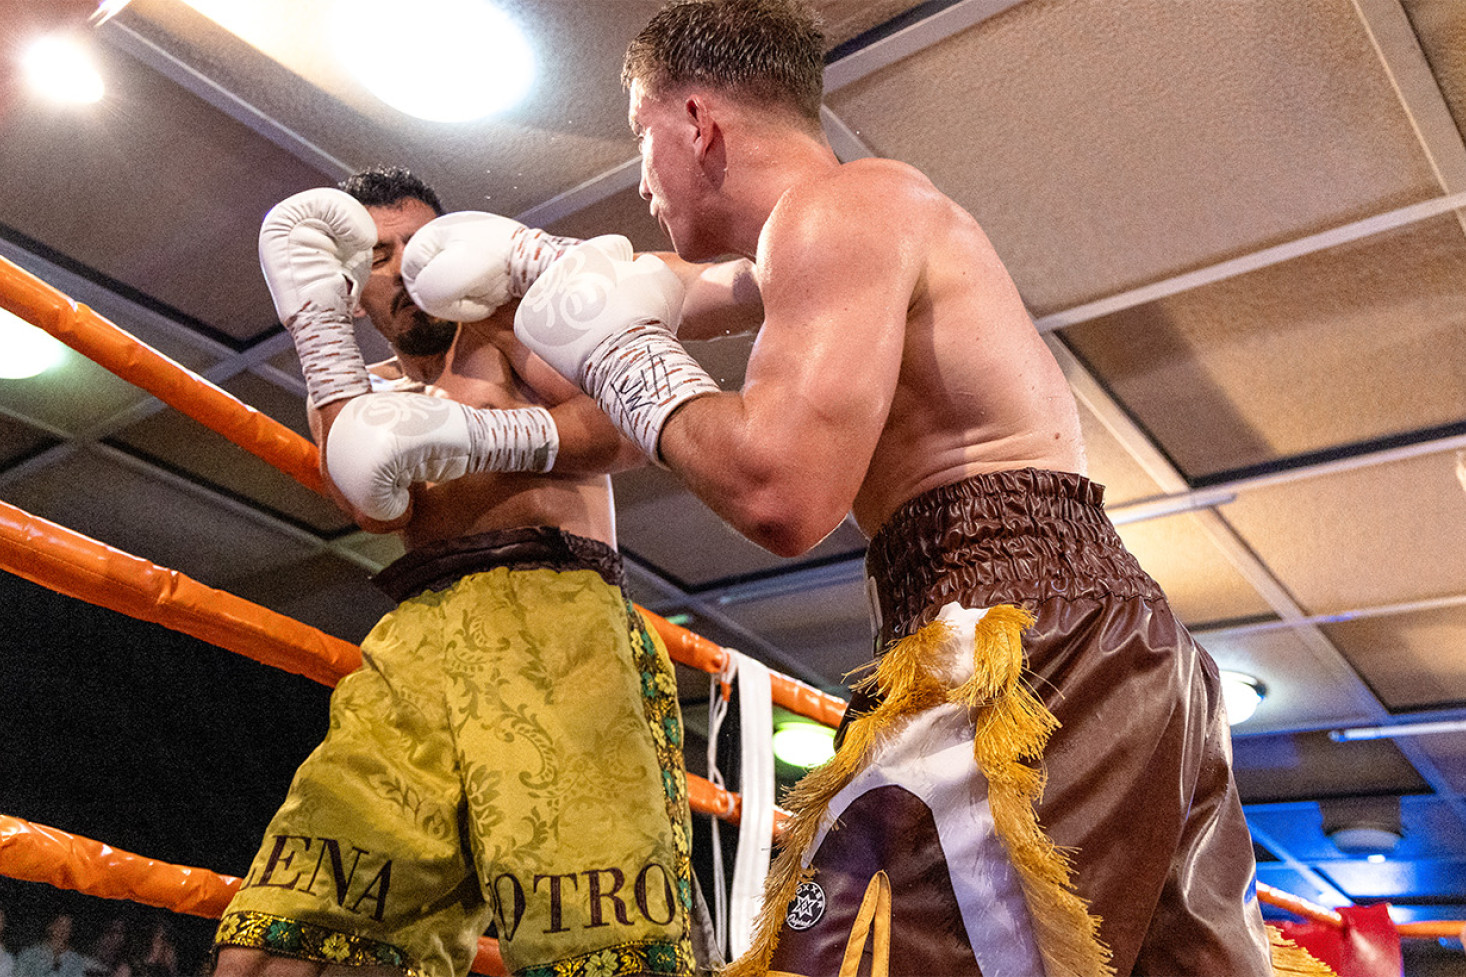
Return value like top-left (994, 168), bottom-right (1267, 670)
top-left (865, 468), bottom-right (1160, 641)
top-left (373, 526), bottom-right (623, 603)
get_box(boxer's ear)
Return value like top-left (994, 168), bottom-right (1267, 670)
top-left (685, 93), bottom-right (722, 168)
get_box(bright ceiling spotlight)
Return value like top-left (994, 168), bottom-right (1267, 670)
top-left (22, 34), bottom-right (106, 105)
top-left (0, 309), bottom-right (68, 379)
top-left (772, 721), bottom-right (836, 770)
top-left (1220, 670), bottom-right (1266, 726)
top-left (333, 0), bottom-right (535, 123)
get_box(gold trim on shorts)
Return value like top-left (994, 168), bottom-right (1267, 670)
top-left (622, 600), bottom-right (697, 976)
top-left (520, 938), bottom-right (689, 977)
top-left (216, 910), bottom-right (413, 973)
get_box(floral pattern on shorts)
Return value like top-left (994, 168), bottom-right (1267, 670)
top-left (215, 911), bottom-right (410, 973)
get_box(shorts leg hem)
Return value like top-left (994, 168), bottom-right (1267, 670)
top-left (518, 939), bottom-right (695, 977)
top-left (214, 911), bottom-right (412, 973)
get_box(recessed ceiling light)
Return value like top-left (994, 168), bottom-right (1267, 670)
top-left (1328, 825), bottom-right (1401, 858)
top-left (0, 310), bottom-right (68, 379)
top-left (21, 35), bottom-right (105, 105)
top-left (772, 722), bottom-right (835, 769)
top-left (333, 0), bottom-right (534, 123)
top-left (1219, 669), bottom-right (1266, 726)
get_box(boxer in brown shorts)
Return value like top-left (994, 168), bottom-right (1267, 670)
top-left (753, 469), bottom-right (1272, 976)
top-left (508, 1), bottom-right (1304, 972)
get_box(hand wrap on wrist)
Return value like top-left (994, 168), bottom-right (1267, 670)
top-left (579, 322), bottom-right (720, 466)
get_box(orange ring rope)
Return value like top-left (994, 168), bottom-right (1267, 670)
top-left (0, 814), bottom-right (509, 976)
top-left (1256, 882), bottom-right (1345, 928)
top-left (0, 813), bottom-right (240, 918)
top-left (8, 255), bottom-right (1461, 949)
top-left (0, 257), bottom-right (324, 497)
top-left (1, 253), bottom-right (849, 728)
top-left (0, 499), bottom-right (361, 688)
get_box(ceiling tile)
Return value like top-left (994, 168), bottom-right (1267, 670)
top-left (1113, 512), bottom-right (1274, 626)
top-left (1323, 605), bottom-right (1466, 712)
top-left (1231, 731), bottom-right (1431, 803)
top-left (0, 351), bottom-right (151, 435)
top-left (106, 404), bottom-right (351, 536)
top-left (1412, 729), bottom-right (1466, 796)
top-left (336, 529), bottom-right (407, 570)
top-left (544, 184), bottom-right (669, 254)
top-left (1403, 0), bottom-right (1466, 136)
top-left (119, 0), bottom-right (662, 220)
top-left (1321, 857), bottom-right (1466, 902)
top-left (1221, 452), bottom-right (1466, 613)
top-left (1060, 216), bottom-right (1466, 478)
top-left (827, 0), bottom-right (1442, 314)
top-left (0, 239), bottom-right (225, 373)
top-left (222, 552), bottom-right (395, 643)
top-left (813, 1), bottom-right (933, 48)
top-left (0, 413), bottom-right (60, 467)
top-left (1247, 795), bottom-right (1466, 863)
top-left (3, 449), bottom-right (320, 587)
top-left (0, 36), bottom-right (331, 342)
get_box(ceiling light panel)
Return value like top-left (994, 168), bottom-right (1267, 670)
top-left (1322, 605), bottom-right (1466, 712)
top-left (1059, 217), bottom-right (1466, 480)
top-left (1221, 452), bottom-right (1466, 613)
top-left (825, 0), bottom-right (1444, 316)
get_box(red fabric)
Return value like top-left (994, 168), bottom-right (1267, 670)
top-left (1282, 903), bottom-right (1402, 977)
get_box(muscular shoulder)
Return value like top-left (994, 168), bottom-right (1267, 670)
top-left (758, 159), bottom-right (941, 297)
top-left (781, 159), bottom-right (938, 228)
top-left (763, 161), bottom-right (943, 261)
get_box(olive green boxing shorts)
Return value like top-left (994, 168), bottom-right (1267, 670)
top-left (215, 528), bottom-right (696, 977)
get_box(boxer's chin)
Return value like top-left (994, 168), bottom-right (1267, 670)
top-left (394, 312), bottom-right (459, 357)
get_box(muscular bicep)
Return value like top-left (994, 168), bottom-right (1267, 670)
top-left (742, 223), bottom-right (912, 480)
top-left (659, 177), bottom-right (921, 553)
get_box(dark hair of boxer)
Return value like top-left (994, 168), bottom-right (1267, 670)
top-left (624, 0), bottom-right (825, 126)
top-left (339, 165), bottom-right (445, 216)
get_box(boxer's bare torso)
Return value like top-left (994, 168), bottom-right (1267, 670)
top-left (309, 198), bottom-right (620, 552)
top-left (363, 320), bottom-right (616, 551)
top-left (655, 148), bottom-right (1085, 551)
top-left (816, 159), bottom-right (1087, 534)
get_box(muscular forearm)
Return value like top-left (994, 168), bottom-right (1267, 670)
top-left (659, 393), bottom-right (856, 557)
top-left (547, 397), bottom-right (648, 475)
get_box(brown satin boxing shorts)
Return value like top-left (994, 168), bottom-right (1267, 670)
top-left (762, 469), bottom-right (1272, 977)
top-left (215, 528), bottom-right (696, 977)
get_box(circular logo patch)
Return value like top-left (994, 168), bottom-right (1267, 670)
top-left (785, 880), bottom-right (826, 931)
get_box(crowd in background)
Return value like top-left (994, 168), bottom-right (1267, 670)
top-left (0, 903), bottom-right (194, 977)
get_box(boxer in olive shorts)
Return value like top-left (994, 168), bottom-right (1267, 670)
top-left (215, 166), bottom-right (709, 977)
top-left (217, 529), bottom-right (695, 977)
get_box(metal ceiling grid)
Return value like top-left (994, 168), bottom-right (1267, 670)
top-left (0, 0), bottom-right (1463, 954)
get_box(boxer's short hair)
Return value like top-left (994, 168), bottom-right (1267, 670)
top-left (624, 0), bottom-right (825, 123)
top-left (339, 165), bottom-right (445, 216)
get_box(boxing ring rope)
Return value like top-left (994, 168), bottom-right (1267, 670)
top-left (0, 252), bottom-right (848, 731)
top-left (2, 253), bottom-right (1461, 964)
top-left (0, 257), bottom-right (323, 496)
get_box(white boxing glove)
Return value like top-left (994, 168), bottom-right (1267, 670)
top-left (402, 210), bottom-right (624, 321)
top-left (326, 391), bottom-right (559, 522)
top-left (259, 188), bottom-right (377, 407)
top-left (514, 239), bottom-right (717, 465)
